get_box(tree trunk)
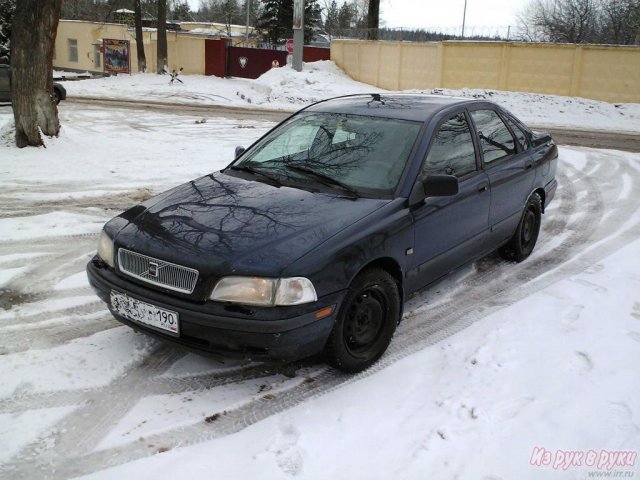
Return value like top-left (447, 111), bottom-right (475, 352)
top-left (11, 0), bottom-right (62, 148)
top-left (134, 0), bottom-right (146, 72)
top-left (157, 0), bottom-right (167, 73)
top-left (367, 0), bottom-right (379, 40)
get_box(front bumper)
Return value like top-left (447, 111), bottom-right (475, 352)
top-left (87, 259), bottom-right (343, 362)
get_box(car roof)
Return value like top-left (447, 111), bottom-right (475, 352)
top-left (305, 94), bottom-right (483, 122)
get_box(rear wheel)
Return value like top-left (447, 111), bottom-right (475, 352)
top-left (499, 192), bottom-right (542, 262)
top-left (324, 268), bottom-right (400, 373)
top-left (52, 89), bottom-right (61, 105)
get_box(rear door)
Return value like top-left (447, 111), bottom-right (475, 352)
top-left (407, 111), bottom-right (491, 292)
top-left (0, 66), bottom-right (10, 102)
top-left (469, 108), bottom-right (535, 245)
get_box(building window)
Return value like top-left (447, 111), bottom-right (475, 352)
top-left (94, 45), bottom-right (101, 69)
top-left (68, 39), bottom-right (78, 62)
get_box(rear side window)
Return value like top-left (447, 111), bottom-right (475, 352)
top-left (504, 115), bottom-right (530, 151)
top-left (423, 113), bottom-right (476, 178)
top-left (470, 109), bottom-right (516, 164)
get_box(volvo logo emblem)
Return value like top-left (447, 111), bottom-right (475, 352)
top-left (239, 56), bottom-right (248, 69)
top-left (148, 262), bottom-right (159, 277)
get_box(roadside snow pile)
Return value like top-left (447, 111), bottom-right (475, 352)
top-left (0, 105), bottom-right (272, 195)
top-left (249, 60), bottom-right (378, 106)
top-left (410, 87), bottom-right (640, 134)
top-left (61, 61), bottom-right (378, 111)
top-left (61, 60), bottom-right (640, 133)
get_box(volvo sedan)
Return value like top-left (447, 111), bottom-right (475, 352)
top-left (87, 94), bottom-right (558, 373)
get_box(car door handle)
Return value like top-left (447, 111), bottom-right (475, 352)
top-left (525, 160), bottom-right (534, 170)
top-left (477, 183), bottom-right (488, 193)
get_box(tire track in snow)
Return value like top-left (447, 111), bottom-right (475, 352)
top-left (2, 150), bottom-right (640, 479)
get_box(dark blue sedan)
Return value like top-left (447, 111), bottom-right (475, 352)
top-left (87, 94), bottom-right (558, 373)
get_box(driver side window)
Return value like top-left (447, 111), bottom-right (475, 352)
top-left (423, 113), bottom-right (477, 178)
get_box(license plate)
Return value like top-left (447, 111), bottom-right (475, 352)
top-left (110, 290), bottom-right (179, 336)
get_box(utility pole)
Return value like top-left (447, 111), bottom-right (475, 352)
top-left (245, 0), bottom-right (250, 47)
top-left (292, 0), bottom-right (304, 71)
top-left (461, 0), bottom-right (467, 37)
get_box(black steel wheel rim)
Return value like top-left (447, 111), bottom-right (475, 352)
top-left (343, 285), bottom-right (387, 357)
top-left (521, 208), bottom-right (537, 246)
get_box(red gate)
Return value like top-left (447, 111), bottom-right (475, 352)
top-left (227, 47), bottom-right (288, 79)
top-left (204, 43), bottom-right (331, 79)
top-left (204, 39), bottom-right (227, 77)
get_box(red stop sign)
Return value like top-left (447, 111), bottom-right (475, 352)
top-left (286, 39), bottom-right (294, 54)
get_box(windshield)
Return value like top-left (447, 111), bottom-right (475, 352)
top-left (233, 112), bottom-right (422, 197)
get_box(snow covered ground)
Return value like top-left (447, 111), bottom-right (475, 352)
top-left (0, 99), bottom-right (639, 480)
top-left (59, 60), bottom-right (640, 134)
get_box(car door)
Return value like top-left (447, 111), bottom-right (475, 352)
top-left (0, 65), bottom-right (10, 102)
top-left (407, 111), bottom-right (491, 293)
top-left (469, 108), bottom-right (536, 245)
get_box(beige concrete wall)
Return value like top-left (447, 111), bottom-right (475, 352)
top-left (54, 20), bottom-right (133, 73)
top-left (55, 20), bottom-right (206, 75)
top-left (331, 39), bottom-right (640, 103)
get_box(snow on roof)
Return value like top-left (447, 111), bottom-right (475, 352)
top-left (180, 21), bottom-right (252, 30)
top-left (186, 27), bottom-right (250, 38)
top-left (115, 9), bottom-right (134, 14)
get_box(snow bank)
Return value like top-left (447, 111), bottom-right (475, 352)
top-left (59, 60), bottom-right (640, 133)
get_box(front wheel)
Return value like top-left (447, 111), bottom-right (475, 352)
top-left (52, 89), bottom-right (61, 105)
top-left (324, 268), bottom-right (400, 373)
top-left (499, 192), bottom-right (542, 262)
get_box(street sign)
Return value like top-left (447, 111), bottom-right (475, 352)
top-left (286, 39), bottom-right (294, 54)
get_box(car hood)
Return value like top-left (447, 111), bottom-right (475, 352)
top-left (113, 171), bottom-right (389, 282)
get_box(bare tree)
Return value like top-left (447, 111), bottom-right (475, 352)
top-left (157, 0), bottom-right (167, 73)
top-left (134, 0), bottom-right (147, 72)
top-left (11, 0), bottom-right (62, 148)
top-left (517, 0), bottom-right (639, 44)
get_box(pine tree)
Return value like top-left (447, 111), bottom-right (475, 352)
top-left (171, 1), bottom-right (192, 21)
top-left (257, 0), bottom-right (321, 47)
top-left (324, 0), bottom-right (339, 35)
top-left (337, 1), bottom-right (352, 29)
top-left (0, 0), bottom-right (16, 59)
top-left (243, 0), bottom-right (262, 25)
top-left (304, 0), bottom-right (322, 43)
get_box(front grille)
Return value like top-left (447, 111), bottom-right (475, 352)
top-left (117, 249), bottom-right (199, 294)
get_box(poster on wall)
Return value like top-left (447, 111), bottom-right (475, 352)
top-left (103, 39), bottom-right (130, 74)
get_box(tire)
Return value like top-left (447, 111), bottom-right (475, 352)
top-left (324, 268), bottom-right (400, 373)
top-left (52, 89), bottom-right (61, 105)
top-left (499, 192), bottom-right (542, 262)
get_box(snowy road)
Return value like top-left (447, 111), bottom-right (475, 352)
top-left (0, 103), bottom-right (639, 479)
top-left (65, 97), bottom-right (640, 152)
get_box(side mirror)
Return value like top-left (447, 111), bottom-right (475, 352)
top-left (235, 146), bottom-right (246, 158)
top-left (423, 174), bottom-right (459, 196)
top-left (408, 174), bottom-right (459, 207)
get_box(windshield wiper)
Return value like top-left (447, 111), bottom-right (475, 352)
top-left (228, 164), bottom-right (282, 187)
top-left (285, 164), bottom-right (360, 197)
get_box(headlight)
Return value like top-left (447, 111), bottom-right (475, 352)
top-left (210, 276), bottom-right (317, 306)
top-left (97, 231), bottom-right (115, 268)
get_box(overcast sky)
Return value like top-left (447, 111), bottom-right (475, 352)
top-left (186, 0), bottom-right (529, 31)
top-left (381, 0), bottom-right (527, 29)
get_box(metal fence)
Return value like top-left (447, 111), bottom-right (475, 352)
top-left (324, 26), bottom-right (516, 42)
